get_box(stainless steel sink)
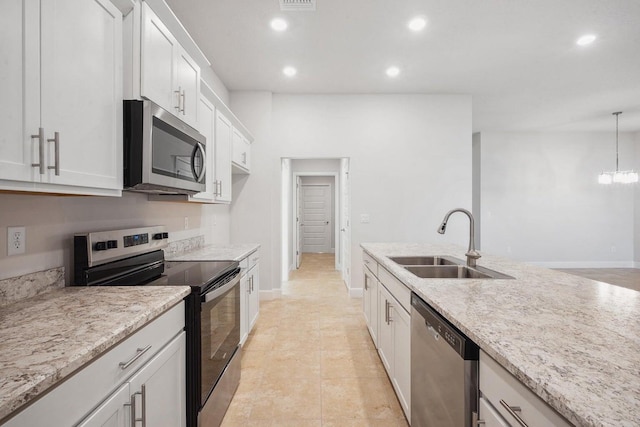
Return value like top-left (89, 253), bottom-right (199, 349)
top-left (390, 255), bottom-right (463, 266)
top-left (404, 265), bottom-right (514, 280)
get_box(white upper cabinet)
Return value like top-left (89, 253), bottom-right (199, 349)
top-left (214, 110), bottom-right (233, 203)
top-left (189, 95), bottom-right (217, 202)
top-left (231, 128), bottom-right (251, 174)
top-left (0, 0), bottom-right (123, 196)
top-left (140, 2), bottom-right (199, 128)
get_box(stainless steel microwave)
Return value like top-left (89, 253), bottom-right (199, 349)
top-left (123, 100), bottom-right (206, 195)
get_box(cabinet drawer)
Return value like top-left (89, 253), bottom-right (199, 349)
top-left (378, 266), bottom-right (411, 313)
top-left (2, 302), bottom-right (185, 427)
top-left (363, 252), bottom-right (378, 277)
top-left (240, 251), bottom-right (259, 274)
top-left (480, 351), bottom-right (571, 427)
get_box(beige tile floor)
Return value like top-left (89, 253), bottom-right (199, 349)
top-left (553, 268), bottom-right (640, 292)
top-left (221, 253), bottom-right (409, 427)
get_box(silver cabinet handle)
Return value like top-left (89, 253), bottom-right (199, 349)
top-left (119, 345), bottom-right (152, 370)
top-left (174, 86), bottom-right (181, 110)
top-left (126, 390), bottom-right (142, 426)
top-left (364, 277), bottom-right (368, 291)
top-left (218, 180), bottom-right (223, 197)
top-left (500, 400), bottom-right (528, 427)
top-left (141, 384), bottom-right (147, 427)
top-left (31, 127), bottom-right (45, 174)
top-left (384, 300), bottom-right (389, 324)
top-left (364, 259), bottom-right (370, 264)
top-left (341, 228), bottom-right (346, 232)
top-left (181, 90), bottom-right (186, 114)
top-left (47, 131), bottom-right (60, 175)
top-left (242, 152), bottom-right (247, 164)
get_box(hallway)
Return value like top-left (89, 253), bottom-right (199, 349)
top-left (221, 253), bottom-right (408, 426)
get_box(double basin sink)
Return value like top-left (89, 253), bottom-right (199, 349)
top-left (390, 256), bottom-right (513, 280)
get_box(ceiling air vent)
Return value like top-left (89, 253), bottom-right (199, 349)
top-left (280, 0), bottom-right (316, 12)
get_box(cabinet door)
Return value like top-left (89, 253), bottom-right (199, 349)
top-left (76, 383), bottom-right (130, 427)
top-left (377, 285), bottom-right (393, 374)
top-left (190, 95), bottom-right (216, 202)
top-left (479, 397), bottom-right (511, 427)
top-left (0, 0), bottom-right (40, 184)
top-left (240, 272), bottom-right (249, 345)
top-left (40, 0), bottom-right (122, 191)
top-left (363, 267), bottom-right (378, 346)
top-left (128, 332), bottom-right (187, 427)
top-left (391, 303), bottom-right (411, 419)
top-left (214, 111), bottom-right (233, 203)
top-left (176, 48), bottom-right (200, 128)
top-left (141, 2), bottom-right (178, 113)
top-left (248, 264), bottom-right (260, 331)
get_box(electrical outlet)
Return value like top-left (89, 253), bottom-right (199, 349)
top-left (8, 226), bottom-right (26, 256)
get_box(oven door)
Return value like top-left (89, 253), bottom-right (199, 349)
top-left (199, 273), bottom-right (241, 407)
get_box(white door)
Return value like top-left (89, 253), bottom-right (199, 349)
top-left (141, 2), bottom-right (178, 113)
top-left (40, 0), bottom-right (122, 190)
top-left (76, 383), bottom-right (129, 427)
top-left (340, 158), bottom-right (351, 286)
top-left (0, 0), bottom-right (40, 183)
top-left (296, 176), bottom-right (303, 268)
top-left (191, 96), bottom-right (215, 202)
top-left (301, 184), bottom-right (332, 253)
top-left (175, 47), bottom-right (199, 127)
top-left (128, 332), bottom-right (186, 427)
top-left (214, 111), bottom-right (232, 203)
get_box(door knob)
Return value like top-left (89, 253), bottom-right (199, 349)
top-left (325, 221), bottom-right (329, 224)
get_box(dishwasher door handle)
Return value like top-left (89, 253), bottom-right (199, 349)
top-left (426, 323), bottom-right (440, 340)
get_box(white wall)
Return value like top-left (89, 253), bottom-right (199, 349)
top-left (229, 92), bottom-right (472, 293)
top-left (478, 132), bottom-right (637, 267)
top-left (0, 192), bottom-right (230, 283)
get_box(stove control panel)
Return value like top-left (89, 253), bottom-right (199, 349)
top-left (75, 226), bottom-right (169, 267)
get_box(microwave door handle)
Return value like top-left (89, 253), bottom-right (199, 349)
top-left (202, 274), bottom-right (240, 303)
top-left (191, 142), bottom-right (206, 183)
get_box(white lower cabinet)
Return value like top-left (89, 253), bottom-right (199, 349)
top-left (2, 303), bottom-right (186, 427)
top-left (240, 251), bottom-right (260, 345)
top-left (479, 350), bottom-right (571, 427)
top-left (76, 384), bottom-right (130, 427)
top-left (363, 265), bottom-right (378, 346)
top-left (377, 277), bottom-right (411, 420)
top-left (478, 397), bottom-right (511, 427)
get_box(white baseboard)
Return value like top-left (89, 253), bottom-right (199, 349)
top-left (349, 288), bottom-right (363, 298)
top-left (531, 261), bottom-right (636, 269)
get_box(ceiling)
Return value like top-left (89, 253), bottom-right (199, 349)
top-left (165, 0), bottom-right (640, 132)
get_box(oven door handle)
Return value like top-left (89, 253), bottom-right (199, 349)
top-left (202, 274), bottom-right (240, 303)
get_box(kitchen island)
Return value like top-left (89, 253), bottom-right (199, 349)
top-left (0, 285), bottom-right (190, 424)
top-left (362, 243), bottom-right (640, 427)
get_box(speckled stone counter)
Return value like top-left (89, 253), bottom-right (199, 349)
top-left (0, 286), bottom-right (190, 422)
top-left (166, 243), bottom-right (260, 262)
top-left (361, 243), bottom-right (640, 427)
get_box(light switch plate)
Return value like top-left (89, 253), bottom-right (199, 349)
top-left (8, 226), bottom-right (26, 256)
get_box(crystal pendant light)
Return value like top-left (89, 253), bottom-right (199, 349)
top-left (598, 112), bottom-right (639, 185)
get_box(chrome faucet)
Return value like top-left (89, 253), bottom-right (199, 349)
top-left (437, 208), bottom-right (481, 267)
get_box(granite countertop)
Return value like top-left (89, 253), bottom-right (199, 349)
top-left (361, 242), bottom-right (640, 427)
top-left (166, 243), bottom-right (260, 262)
top-left (0, 286), bottom-right (190, 422)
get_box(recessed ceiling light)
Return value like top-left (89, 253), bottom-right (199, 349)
top-left (386, 66), bottom-right (400, 78)
top-left (576, 34), bottom-right (596, 46)
top-left (283, 66), bottom-right (297, 77)
top-left (408, 16), bottom-right (427, 32)
top-left (270, 18), bottom-right (288, 32)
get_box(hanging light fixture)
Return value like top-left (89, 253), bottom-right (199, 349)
top-left (598, 112), bottom-right (639, 185)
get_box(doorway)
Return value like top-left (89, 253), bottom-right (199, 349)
top-left (281, 158), bottom-right (351, 288)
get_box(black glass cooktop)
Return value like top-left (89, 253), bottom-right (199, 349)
top-left (149, 260), bottom-right (239, 293)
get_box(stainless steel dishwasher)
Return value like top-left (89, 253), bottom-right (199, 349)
top-left (411, 292), bottom-right (479, 427)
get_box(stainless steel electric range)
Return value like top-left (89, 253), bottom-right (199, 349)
top-left (74, 226), bottom-right (241, 427)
